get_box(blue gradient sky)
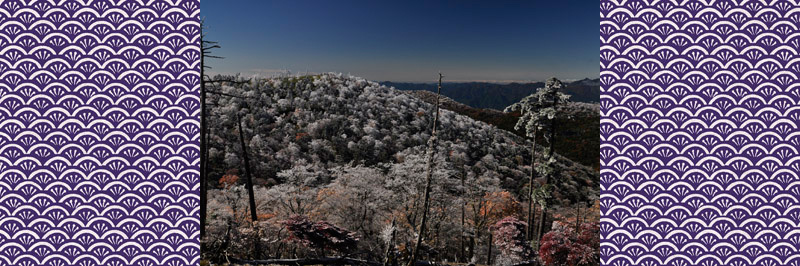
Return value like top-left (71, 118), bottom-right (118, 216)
top-left (201, 1), bottom-right (597, 82)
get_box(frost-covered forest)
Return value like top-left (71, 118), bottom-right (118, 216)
top-left (200, 73), bottom-right (599, 266)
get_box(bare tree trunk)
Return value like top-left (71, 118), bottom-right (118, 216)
top-left (409, 196), bottom-right (419, 228)
top-left (237, 114), bottom-right (258, 223)
top-left (407, 73), bottom-right (444, 266)
top-left (575, 204), bottom-right (581, 233)
top-left (530, 202), bottom-right (537, 242)
top-left (468, 199), bottom-right (483, 262)
top-left (433, 210), bottom-right (441, 262)
top-left (526, 128), bottom-right (537, 240)
top-left (276, 240), bottom-right (285, 258)
top-left (237, 113), bottom-right (260, 258)
top-left (487, 229), bottom-right (493, 265)
top-left (537, 209), bottom-right (547, 248)
top-left (199, 28), bottom-right (207, 240)
top-left (199, 21), bottom-right (223, 241)
top-left (537, 87), bottom-right (560, 245)
top-left (468, 235), bottom-right (475, 262)
top-left (460, 173), bottom-right (466, 263)
top-left (202, 119), bottom-right (210, 216)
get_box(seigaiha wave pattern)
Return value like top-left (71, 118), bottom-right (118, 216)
top-left (601, 1), bottom-right (800, 266)
top-left (0, 1), bottom-right (200, 265)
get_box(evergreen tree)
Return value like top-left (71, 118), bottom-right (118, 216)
top-left (505, 77), bottom-right (570, 244)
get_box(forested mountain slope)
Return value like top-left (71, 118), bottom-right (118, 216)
top-left (207, 73), bottom-right (596, 204)
top-left (404, 90), bottom-right (600, 170)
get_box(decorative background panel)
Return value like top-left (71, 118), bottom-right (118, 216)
top-left (0, 1), bottom-right (200, 266)
top-left (601, 1), bottom-right (800, 266)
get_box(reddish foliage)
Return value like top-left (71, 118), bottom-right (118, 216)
top-left (257, 213), bottom-right (275, 220)
top-left (481, 191), bottom-right (522, 223)
top-left (218, 174), bottom-right (239, 188)
top-left (539, 221), bottom-right (599, 266)
top-left (282, 215), bottom-right (359, 254)
top-left (491, 216), bottom-right (532, 261)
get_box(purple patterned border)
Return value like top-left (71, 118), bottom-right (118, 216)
top-left (0, 1), bottom-right (200, 265)
top-left (601, 1), bottom-right (800, 266)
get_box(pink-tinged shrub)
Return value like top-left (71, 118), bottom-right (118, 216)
top-left (539, 221), bottom-right (599, 266)
top-left (491, 216), bottom-right (532, 262)
top-left (283, 215), bottom-right (359, 254)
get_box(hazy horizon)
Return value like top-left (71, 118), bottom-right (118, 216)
top-left (207, 69), bottom-right (598, 84)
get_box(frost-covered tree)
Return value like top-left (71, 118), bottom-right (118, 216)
top-left (505, 77), bottom-right (571, 242)
top-left (316, 166), bottom-right (392, 253)
top-left (264, 162), bottom-right (329, 217)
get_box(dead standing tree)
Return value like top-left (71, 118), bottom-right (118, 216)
top-left (200, 20), bottom-right (221, 238)
top-left (204, 83), bottom-right (260, 258)
top-left (206, 83), bottom-right (259, 224)
top-left (407, 73), bottom-right (444, 266)
top-left (236, 107), bottom-right (259, 223)
top-left (200, 19), bottom-right (252, 238)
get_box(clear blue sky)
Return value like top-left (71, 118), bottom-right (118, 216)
top-left (201, 0), bottom-right (597, 82)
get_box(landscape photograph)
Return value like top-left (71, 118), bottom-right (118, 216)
top-left (197, 1), bottom-right (599, 266)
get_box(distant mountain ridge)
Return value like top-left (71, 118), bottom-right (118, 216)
top-left (381, 78), bottom-right (600, 110)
